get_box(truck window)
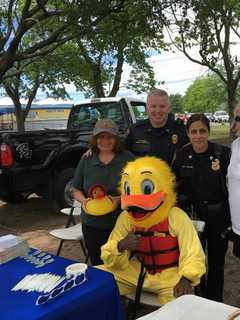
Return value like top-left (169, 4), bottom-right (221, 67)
top-left (68, 102), bottom-right (124, 129)
top-left (131, 102), bottom-right (147, 121)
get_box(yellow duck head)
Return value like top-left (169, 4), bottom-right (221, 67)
top-left (120, 156), bottom-right (176, 228)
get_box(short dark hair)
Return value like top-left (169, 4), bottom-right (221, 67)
top-left (186, 113), bottom-right (210, 132)
top-left (89, 134), bottom-right (122, 154)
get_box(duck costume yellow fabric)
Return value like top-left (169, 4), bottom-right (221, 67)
top-left (99, 157), bottom-right (206, 305)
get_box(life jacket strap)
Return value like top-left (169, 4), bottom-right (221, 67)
top-left (136, 245), bottom-right (179, 256)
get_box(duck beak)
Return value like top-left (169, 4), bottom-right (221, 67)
top-left (121, 191), bottom-right (166, 211)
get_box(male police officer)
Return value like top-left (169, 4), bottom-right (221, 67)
top-left (125, 88), bottom-right (188, 165)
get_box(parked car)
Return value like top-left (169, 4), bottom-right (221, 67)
top-left (213, 110), bottom-right (229, 123)
top-left (204, 112), bottom-right (215, 122)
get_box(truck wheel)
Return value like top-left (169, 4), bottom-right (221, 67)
top-left (54, 168), bottom-right (75, 209)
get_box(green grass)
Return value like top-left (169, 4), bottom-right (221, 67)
top-left (209, 122), bottom-right (232, 146)
top-left (210, 122), bottom-right (230, 139)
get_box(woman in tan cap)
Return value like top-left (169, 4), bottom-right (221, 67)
top-left (72, 119), bottom-right (134, 265)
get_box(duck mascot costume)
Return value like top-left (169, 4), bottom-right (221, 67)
top-left (100, 157), bottom-right (206, 305)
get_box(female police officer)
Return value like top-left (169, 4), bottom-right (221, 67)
top-left (172, 113), bottom-right (231, 302)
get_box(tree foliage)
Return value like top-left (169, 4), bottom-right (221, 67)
top-left (60, 2), bottom-right (165, 98)
top-left (183, 73), bottom-right (227, 113)
top-left (1, 50), bottom-right (71, 131)
top-left (169, 93), bottom-right (184, 113)
top-left (162, 0), bottom-right (240, 117)
top-left (0, 0), bottom-right (132, 131)
top-left (0, 0), bottom-right (126, 82)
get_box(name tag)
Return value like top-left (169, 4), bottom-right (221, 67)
top-left (135, 140), bottom-right (149, 144)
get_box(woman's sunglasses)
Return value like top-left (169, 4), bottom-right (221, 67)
top-left (36, 273), bottom-right (87, 306)
top-left (234, 116), bottom-right (240, 122)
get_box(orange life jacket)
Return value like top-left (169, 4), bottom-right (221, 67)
top-left (134, 218), bottom-right (179, 275)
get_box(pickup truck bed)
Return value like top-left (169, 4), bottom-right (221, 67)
top-left (0, 129), bottom-right (89, 208)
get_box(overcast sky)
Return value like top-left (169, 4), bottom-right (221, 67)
top-left (148, 51), bottom-right (208, 95)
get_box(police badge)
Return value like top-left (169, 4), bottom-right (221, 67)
top-left (211, 158), bottom-right (220, 171)
top-left (171, 134), bottom-right (178, 144)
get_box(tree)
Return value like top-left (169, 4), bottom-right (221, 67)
top-left (169, 93), bottom-right (184, 113)
top-left (60, 2), bottom-right (164, 98)
top-left (1, 51), bottom-right (70, 131)
top-left (0, 0), bottom-right (129, 130)
top-left (163, 0), bottom-right (240, 118)
top-left (0, 0), bottom-right (126, 82)
top-left (183, 73), bottom-right (227, 113)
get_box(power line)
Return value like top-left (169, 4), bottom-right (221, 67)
top-left (165, 77), bottom-right (197, 84)
top-left (149, 56), bottom-right (187, 63)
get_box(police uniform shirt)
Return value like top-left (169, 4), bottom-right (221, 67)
top-left (125, 115), bottom-right (188, 164)
top-left (72, 150), bottom-right (135, 229)
top-left (173, 142), bottom-right (230, 204)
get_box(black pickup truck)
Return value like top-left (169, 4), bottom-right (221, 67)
top-left (0, 97), bottom-right (146, 208)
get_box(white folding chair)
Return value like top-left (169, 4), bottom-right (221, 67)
top-left (125, 291), bottom-right (161, 320)
top-left (50, 201), bottom-right (88, 262)
top-left (125, 291), bottom-right (161, 308)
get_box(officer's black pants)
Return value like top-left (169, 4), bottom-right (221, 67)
top-left (233, 232), bottom-right (240, 258)
top-left (82, 223), bottom-right (112, 266)
top-left (200, 220), bottom-right (228, 302)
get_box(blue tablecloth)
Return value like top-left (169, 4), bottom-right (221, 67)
top-left (0, 251), bottom-right (124, 320)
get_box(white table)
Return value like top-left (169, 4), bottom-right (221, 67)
top-left (138, 295), bottom-right (239, 320)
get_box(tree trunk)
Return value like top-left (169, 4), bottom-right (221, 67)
top-left (227, 82), bottom-right (237, 120)
top-left (14, 105), bottom-right (25, 132)
top-left (226, 83), bottom-right (237, 137)
top-left (0, 56), bottom-right (15, 83)
top-left (93, 64), bottom-right (105, 97)
top-left (109, 48), bottom-right (124, 97)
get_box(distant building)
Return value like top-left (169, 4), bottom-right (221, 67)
top-left (0, 97), bottom-right (73, 131)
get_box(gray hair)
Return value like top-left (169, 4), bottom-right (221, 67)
top-left (147, 88), bottom-right (169, 100)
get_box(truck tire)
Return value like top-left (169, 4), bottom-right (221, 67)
top-left (54, 168), bottom-right (75, 209)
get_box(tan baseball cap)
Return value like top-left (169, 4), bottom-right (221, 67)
top-left (93, 119), bottom-right (119, 136)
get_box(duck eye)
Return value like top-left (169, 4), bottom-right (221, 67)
top-left (141, 179), bottom-right (154, 194)
top-left (124, 181), bottom-right (130, 195)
